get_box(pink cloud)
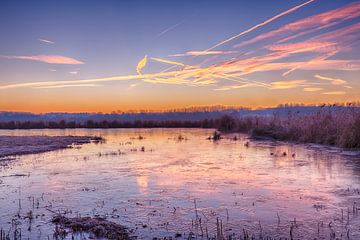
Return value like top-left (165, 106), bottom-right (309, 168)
top-left (265, 41), bottom-right (337, 54)
top-left (209, 58), bottom-right (360, 78)
top-left (213, 21), bottom-right (360, 78)
top-left (3, 55), bottom-right (84, 64)
top-left (263, 22), bottom-right (360, 57)
top-left (234, 2), bottom-right (360, 48)
top-left (205, 0), bottom-right (316, 51)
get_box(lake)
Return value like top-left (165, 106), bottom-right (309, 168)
top-left (0, 128), bottom-right (359, 239)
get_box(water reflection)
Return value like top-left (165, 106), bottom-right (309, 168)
top-left (0, 129), bottom-right (359, 239)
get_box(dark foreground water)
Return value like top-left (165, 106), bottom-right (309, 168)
top-left (0, 128), bottom-right (359, 239)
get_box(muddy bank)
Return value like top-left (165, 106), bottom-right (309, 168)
top-left (0, 135), bottom-right (102, 158)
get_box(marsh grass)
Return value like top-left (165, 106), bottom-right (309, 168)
top-left (219, 107), bottom-right (360, 149)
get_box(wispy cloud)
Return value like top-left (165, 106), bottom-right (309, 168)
top-left (265, 41), bottom-right (336, 54)
top-left (1, 1), bottom-right (358, 96)
top-left (206, 0), bottom-right (315, 51)
top-left (303, 87), bottom-right (323, 92)
top-left (281, 50), bottom-right (338, 77)
top-left (1, 56), bottom-right (358, 90)
top-left (0, 70), bottom-right (189, 90)
top-left (129, 82), bottom-right (142, 88)
top-left (157, 20), bottom-right (185, 37)
top-left (33, 84), bottom-right (102, 89)
top-left (234, 2), bottom-right (360, 48)
top-left (3, 55), bottom-right (84, 64)
top-left (150, 57), bottom-right (186, 67)
top-left (322, 91), bottom-right (346, 95)
top-left (39, 38), bottom-right (54, 44)
top-left (214, 83), bottom-right (254, 91)
top-left (314, 74), bottom-right (347, 85)
top-left (170, 51), bottom-right (238, 57)
top-left (136, 55), bottom-right (147, 74)
top-left (270, 80), bottom-right (307, 89)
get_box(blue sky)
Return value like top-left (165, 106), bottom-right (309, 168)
top-left (0, 0), bottom-right (359, 112)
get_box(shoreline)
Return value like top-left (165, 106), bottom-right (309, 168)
top-left (0, 135), bottom-right (102, 159)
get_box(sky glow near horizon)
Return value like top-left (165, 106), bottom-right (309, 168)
top-left (0, 0), bottom-right (359, 113)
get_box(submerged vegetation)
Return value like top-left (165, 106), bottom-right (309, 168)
top-left (207, 131), bottom-right (222, 141)
top-left (52, 215), bottom-right (129, 240)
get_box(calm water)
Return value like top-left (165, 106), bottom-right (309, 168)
top-left (0, 128), bottom-right (359, 239)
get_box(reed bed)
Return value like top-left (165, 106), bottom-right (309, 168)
top-left (218, 107), bottom-right (360, 149)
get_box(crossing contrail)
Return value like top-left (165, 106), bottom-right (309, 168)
top-left (205, 0), bottom-right (316, 51)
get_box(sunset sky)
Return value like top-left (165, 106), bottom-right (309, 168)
top-left (0, 0), bottom-right (359, 113)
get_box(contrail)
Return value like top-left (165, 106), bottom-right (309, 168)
top-left (205, 0), bottom-right (316, 51)
top-left (2, 55), bottom-right (84, 64)
top-left (282, 50), bottom-right (337, 76)
top-left (169, 50), bottom-right (238, 57)
top-left (157, 20), bottom-right (185, 37)
top-left (0, 69), bottom-right (192, 90)
top-left (151, 57), bottom-right (186, 66)
top-left (34, 84), bottom-right (102, 89)
top-left (39, 38), bottom-right (54, 44)
top-left (314, 74), bottom-right (347, 85)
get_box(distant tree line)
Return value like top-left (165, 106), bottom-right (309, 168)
top-left (0, 119), bottom-right (223, 129)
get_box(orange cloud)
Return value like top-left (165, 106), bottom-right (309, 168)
top-left (314, 74), bottom-right (347, 85)
top-left (136, 55), bottom-right (147, 74)
top-left (3, 55), bottom-right (84, 64)
top-left (1, 55), bottom-right (358, 91)
top-left (303, 87), bottom-right (323, 92)
top-left (322, 91), bottom-right (346, 95)
top-left (150, 57), bottom-right (186, 66)
top-left (214, 83), bottom-right (254, 91)
top-left (271, 80), bottom-right (306, 89)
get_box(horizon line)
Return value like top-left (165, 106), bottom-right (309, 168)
top-left (1, 101), bottom-right (359, 115)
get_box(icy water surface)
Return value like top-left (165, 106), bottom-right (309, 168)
top-left (0, 128), bottom-right (360, 239)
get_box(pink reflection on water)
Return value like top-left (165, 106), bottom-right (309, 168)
top-left (0, 128), bottom-right (359, 239)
